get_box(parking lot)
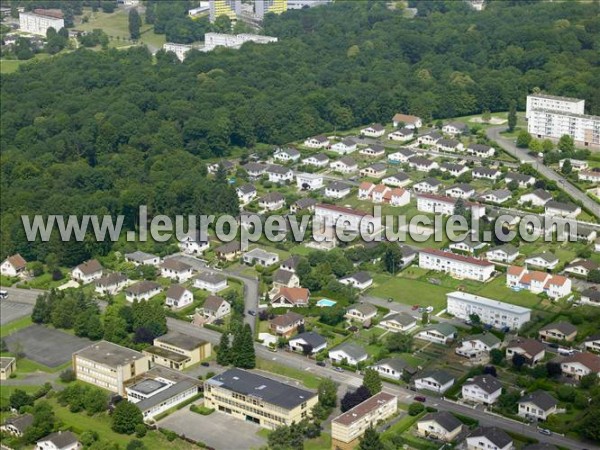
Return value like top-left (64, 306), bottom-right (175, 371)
top-left (4, 324), bottom-right (92, 367)
top-left (0, 300), bottom-right (33, 325)
top-left (158, 402), bottom-right (267, 450)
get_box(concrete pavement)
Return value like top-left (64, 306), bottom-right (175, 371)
top-left (486, 126), bottom-right (600, 220)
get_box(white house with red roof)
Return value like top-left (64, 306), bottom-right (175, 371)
top-left (0, 254), bottom-right (27, 277)
top-left (561, 352), bottom-right (600, 379)
top-left (419, 249), bottom-right (494, 282)
top-left (506, 266), bottom-right (571, 299)
top-left (271, 287), bottom-right (310, 308)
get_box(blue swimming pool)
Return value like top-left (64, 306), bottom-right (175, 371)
top-left (317, 299), bottom-right (337, 307)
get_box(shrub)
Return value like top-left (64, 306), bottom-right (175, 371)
top-left (408, 402), bottom-right (425, 416)
top-left (135, 424), bottom-right (147, 438)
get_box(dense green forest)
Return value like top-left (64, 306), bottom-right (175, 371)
top-left (1, 1), bottom-right (599, 264)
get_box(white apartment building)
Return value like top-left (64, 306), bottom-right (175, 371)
top-left (419, 249), bottom-right (495, 282)
top-left (296, 172), bottom-right (324, 191)
top-left (416, 194), bottom-right (486, 219)
top-left (19, 9), bottom-right (64, 35)
top-left (446, 291), bottom-right (531, 330)
top-left (313, 204), bottom-right (381, 235)
top-left (526, 94), bottom-right (600, 150)
top-left (163, 43), bottom-right (195, 61)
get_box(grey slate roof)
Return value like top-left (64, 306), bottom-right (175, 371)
top-left (166, 284), bottom-right (189, 300)
top-left (155, 331), bottom-right (207, 351)
top-left (462, 333), bottom-right (501, 348)
top-left (540, 321), bottom-right (577, 335)
top-left (420, 411), bottom-right (462, 432)
top-left (465, 375), bottom-right (502, 394)
top-left (2, 414), bottom-right (33, 433)
top-left (469, 427), bottom-right (512, 448)
top-left (528, 251), bottom-right (558, 263)
top-left (383, 312), bottom-right (416, 327)
top-left (437, 138), bottom-right (460, 148)
top-left (260, 192), bottom-right (285, 203)
top-left (386, 172), bottom-right (410, 182)
top-left (272, 269), bottom-right (295, 285)
top-left (136, 379), bottom-right (199, 412)
top-left (206, 368), bottom-right (316, 409)
top-left (344, 271), bottom-right (372, 284)
top-left (418, 369), bottom-right (454, 385)
top-left (422, 323), bottom-right (457, 337)
top-left (518, 390), bottom-right (557, 411)
top-left (290, 331), bottom-right (327, 348)
top-left (195, 272), bottom-right (227, 284)
top-left (237, 184), bottom-right (256, 194)
top-left (125, 251), bottom-right (159, 263)
top-left (546, 200), bottom-right (579, 212)
top-left (125, 280), bottom-right (161, 295)
top-left (332, 342), bottom-right (368, 360)
top-left (487, 244), bottom-right (518, 256)
top-left (327, 181), bottom-right (351, 190)
top-left (349, 303), bottom-right (377, 316)
top-left (37, 431), bottom-right (79, 448)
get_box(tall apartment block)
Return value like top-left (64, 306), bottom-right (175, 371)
top-left (526, 93), bottom-right (600, 150)
top-left (209, 0), bottom-right (241, 23)
top-left (255, 0), bottom-right (288, 19)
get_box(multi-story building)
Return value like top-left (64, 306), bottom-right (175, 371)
top-left (313, 204), bottom-right (381, 236)
top-left (526, 94), bottom-right (600, 150)
top-left (416, 193), bottom-right (485, 219)
top-left (446, 291), bottom-right (531, 330)
top-left (209, 0), bottom-right (241, 22)
top-left (163, 43), bottom-right (195, 61)
top-left (143, 332), bottom-right (211, 371)
top-left (331, 392), bottom-right (397, 450)
top-left (419, 249), bottom-right (495, 282)
top-left (73, 341), bottom-right (151, 395)
top-left (204, 368), bottom-right (318, 429)
top-left (0, 357), bottom-right (16, 380)
top-left (19, 9), bottom-right (64, 35)
top-left (254, 0), bottom-right (287, 19)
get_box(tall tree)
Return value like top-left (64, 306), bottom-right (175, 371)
top-left (317, 378), bottom-right (338, 409)
top-left (217, 332), bottom-right (232, 366)
top-left (112, 401), bottom-right (144, 434)
top-left (561, 158), bottom-right (572, 175)
top-left (507, 100), bottom-right (517, 132)
top-left (129, 8), bottom-right (142, 40)
top-left (362, 369), bottom-right (382, 396)
top-left (383, 244), bottom-right (403, 275)
top-left (358, 426), bottom-right (384, 450)
top-left (232, 324), bottom-right (255, 369)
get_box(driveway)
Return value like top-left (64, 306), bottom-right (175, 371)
top-left (158, 403), bottom-right (267, 450)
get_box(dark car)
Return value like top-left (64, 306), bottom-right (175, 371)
top-left (201, 362), bottom-right (210, 367)
top-left (247, 310), bottom-right (256, 316)
top-left (548, 342), bottom-right (559, 349)
top-left (316, 361), bottom-right (326, 367)
top-left (414, 396), bottom-right (426, 402)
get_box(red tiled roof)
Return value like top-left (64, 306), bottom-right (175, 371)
top-left (6, 254), bottom-right (26, 270)
top-left (546, 275), bottom-right (569, 287)
top-left (393, 113), bottom-right (420, 124)
top-left (359, 182), bottom-right (374, 190)
top-left (507, 266), bottom-right (526, 276)
top-left (562, 352), bottom-right (600, 373)
top-left (273, 287), bottom-right (310, 305)
top-left (372, 184), bottom-right (389, 193)
top-left (420, 248), bottom-right (493, 268)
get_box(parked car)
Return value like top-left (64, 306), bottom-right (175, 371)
top-left (334, 367), bottom-right (344, 372)
top-left (387, 297), bottom-right (394, 303)
top-left (316, 361), bottom-right (326, 367)
top-left (412, 305), bottom-right (419, 310)
top-left (201, 362), bottom-right (210, 367)
top-left (247, 310), bottom-right (256, 316)
top-left (414, 396), bottom-right (426, 402)
top-left (538, 428), bottom-right (552, 436)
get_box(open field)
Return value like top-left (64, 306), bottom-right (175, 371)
top-left (256, 358), bottom-right (322, 389)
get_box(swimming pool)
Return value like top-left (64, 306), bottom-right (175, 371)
top-left (317, 299), bottom-right (337, 307)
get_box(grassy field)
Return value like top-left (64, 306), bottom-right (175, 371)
top-left (256, 358), bottom-right (322, 389)
top-left (370, 273), bottom-right (451, 312)
top-left (0, 316), bottom-right (33, 338)
top-left (0, 53), bottom-right (53, 74)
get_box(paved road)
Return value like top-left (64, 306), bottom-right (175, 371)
top-left (0, 287), bottom-right (46, 305)
top-left (169, 254), bottom-right (259, 333)
top-left (166, 318), bottom-right (599, 450)
top-left (486, 126), bottom-right (600, 220)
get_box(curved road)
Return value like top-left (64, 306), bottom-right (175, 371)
top-left (486, 126), bottom-right (600, 220)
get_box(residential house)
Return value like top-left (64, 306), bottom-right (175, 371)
top-left (544, 200), bottom-right (581, 218)
top-left (371, 184), bottom-right (391, 203)
top-left (204, 369), bottom-right (318, 430)
top-left (266, 164), bottom-right (294, 183)
top-left (462, 375), bottom-right (502, 405)
top-left (331, 392), bottom-right (397, 450)
top-left (442, 122), bottom-right (468, 136)
top-left (440, 162), bottom-right (469, 177)
top-left (417, 131), bottom-right (443, 146)
top-left (345, 303), bottom-right (377, 324)
top-left (387, 188), bottom-right (411, 206)
top-left (388, 148), bottom-right (415, 164)
top-left (35, 431), bottom-right (80, 450)
top-left (518, 391), bottom-right (558, 421)
top-left (329, 342), bottom-right (368, 366)
top-left (466, 427), bottom-right (513, 450)
top-left (416, 323), bottom-right (457, 345)
top-left (197, 295), bottom-right (230, 322)
top-left (360, 162), bottom-right (387, 179)
top-left (539, 322), bottom-right (578, 342)
top-left (414, 370), bottom-right (455, 393)
top-left (280, 255), bottom-right (302, 273)
top-left (331, 138), bottom-right (357, 155)
top-left (436, 138), bottom-right (464, 153)
top-left (447, 291), bottom-right (532, 330)
top-left (290, 197), bottom-right (317, 213)
top-left (505, 173), bottom-right (535, 188)
top-left (236, 184), bottom-right (257, 205)
top-left (125, 281), bottom-right (162, 302)
top-left (271, 287), bottom-right (310, 307)
top-left (160, 259), bottom-right (193, 282)
top-left (417, 411), bottom-right (463, 442)
top-left (560, 352), bottom-right (600, 379)
top-left (382, 172), bottom-right (411, 187)
top-left (242, 162), bottom-right (268, 179)
top-left (416, 193), bottom-right (486, 219)
top-left (360, 123), bottom-right (385, 138)
top-left (581, 288), bottom-right (600, 307)
top-left (194, 272), bottom-right (228, 293)
top-left (1, 414), bottom-right (33, 437)
top-left (71, 259), bottom-right (103, 284)
top-left (369, 358), bottom-right (416, 381)
top-left (409, 157), bottom-right (439, 172)
top-left (449, 236), bottom-right (487, 254)
top-left (579, 170), bottom-right (600, 183)
top-left (472, 167), bottom-right (501, 181)
top-left (583, 333), bottom-right (600, 353)
top-left (330, 156), bottom-right (358, 173)
top-left (486, 244), bottom-right (519, 263)
top-left (398, 244), bottom-right (418, 267)
top-left (273, 147), bottom-right (300, 163)
top-left (243, 248), bottom-right (279, 267)
top-left (303, 135), bottom-right (329, 149)
top-left (467, 144), bottom-right (495, 158)
top-left (165, 285), bottom-right (193, 309)
top-left (507, 266), bottom-right (571, 299)
top-left (269, 312), bottom-right (305, 338)
top-left (392, 113), bottom-right (422, 129)
top-left (143, 333), bottom-right (211, 371)
top-left (506, 338), bottom-right (545, 365)
top-left (302, 153), bottom-right (329, 167)
top-left (388, 127), bottom-right (414, 142)
top-left (325, 181), bottom-right (352, 199)
top-left (419, 248), bottom-right (494, 281)
top-left (0, 253), bottom-right (27, 277)
top-left (207, 160), bottom-right (234, 174)
top-left (0, 357), bottom-right (16, 381)
top-left (94, 273), bottom-right (128, 296)
top-left (214, 241), bottom-right (241, 261)
top-left (288, 331), bottom-right (327, 354)
top-left (524, 252), bottom-right (559, 270)
top-left (125, 251), bottom-right (161, 266)
top-left (360, 144), bottom-right (385, 158)
top-left (559, 158), bottom-right (588, 171)
top-left (296, 172), bottom-right (324, 191)
top-left (413, 178), bottom-right (442, 194)
top-left (380, 312), bottom-right (417, 333)
top-left (455, 333), bottom-right (501, 359)
top-left (445, 183), bottom-right (476, 199)
top-left (518, 189), bottom-right (553, 207)
top-left (479, 189), bottom-right (512, 204)
top-left (339, 271), bottom-right (373, 290)
top-left (358, 182), bottom-right (375, 199)
top-left (272, 269), bottom-right (300, 290)
top-left (178, 231), bottom-right (209, 255)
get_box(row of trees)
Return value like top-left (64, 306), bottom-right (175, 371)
top-left (216, 323), bottom-right (256, 369)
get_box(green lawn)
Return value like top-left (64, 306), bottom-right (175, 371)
top-left (256, 358), bottom-right (322, 389)
top-left (1, 316), bottom-right (33, 338)
top-left (369, 273), bottom-right (451, 312)
top-left (0, 54), bottom-right (53, 74)
top-left (304, 433), bottom-right (331, 450)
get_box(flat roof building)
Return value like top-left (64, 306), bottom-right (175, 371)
top-left (447, 291), bottom-right (531, 330)
top-left (143, 332), bottom-right (211, 371)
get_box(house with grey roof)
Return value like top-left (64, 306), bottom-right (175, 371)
top-left (360, 162), bottom-right (388, 178)
top-left (329, 342), bottom-right (368, 366)
top-left (36, 431), bottom-right (80, 450)
top-left (272, 269), bottom-right (300, 290)
top-left (455, 333), bottom-right (502, 359)
top-left (289, 332), bottom-right (327, 354)
top-left (479, 189), bottom-right (512, 204)
top-left (290, 197), bottom-right (317, 213)
top-left (417, 131), bottom-right (443, 146)
top-left (505, 172), bottom-right (535, 188)
top-left (382, 172), bottom-right (411, 187)
top-left (259, 192), bottom-right (286, 211)
top-left (95, 273), bottom-right (129, 296)
top-left (125, 251), bottom-right (161, 266)
top-left (380, 312), bottom-right (418, 333)
top-left (243, 248), bottom-right (279, 267)
top-left (524, 251), bottom-right (559, 270)
top-left (472, 166), bottom-right (501, 180)
top-left (197, 295), bottom-right (230, 321)
top-left (413, 177), bottom-right (442, 194)
top-left (330, 156), bottom-right (358, 173)
top-left (302, 153), bottom-right (329, 167)
top-left (539, 321), bottom-right (578, 342)
top-left (274, 147), bottom-right (301, 163)
top-left (416, 323), bottom-right (457, 345)
top-left (193, 272), bottom-right (228, 293)
top-left (436, 138), bottom-right (464, 153)
top-left (466, 427), bottom-right (513, 450)
top-left (178, 230), bottom-right (210, 255)
top-left (165, 284), bottom-right (193, 309)
top-left (445, 183), bottom-right (476, 199)
top-left (414, 370), bottom-right (455, 393)
top-left (467, 144), bottom-right (495, 158)
top-left (236, 183), bottom-right (257, 204)
top-left (417, 411), bottom-right (463, 442)
top-left (266, 164), bottom-right (294, 183)
top-left (519, 189), bottom-right (553, 207)
top-left (325, 180), bottom-right (352, 199)
top-left (345, 303), bottom-right (377, 324)
top-left (462, 375), bottom-right (502, 405)
top-left (1, 414), bottom-right (33, 437)
top-left (125, 281), bottom-right (162, 302)
top-left (160, 259), bottom-right (193, 282)
top-left (442, 122), bottom-right (468, 136)
top-left (518, 390), bottom-right (558, 421)
top-left (71, 259), bottom-right (103, 284)
top-left (545, 200), bottom-right (581, 218)
top-left (331, 138), bottom-right (357, 154)
top-left (339, 271), bottom-right (373, 290)
top-left (486, 244), bottom-right (519, 263)
top-left (369, 358), bottom-right (416, 381)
